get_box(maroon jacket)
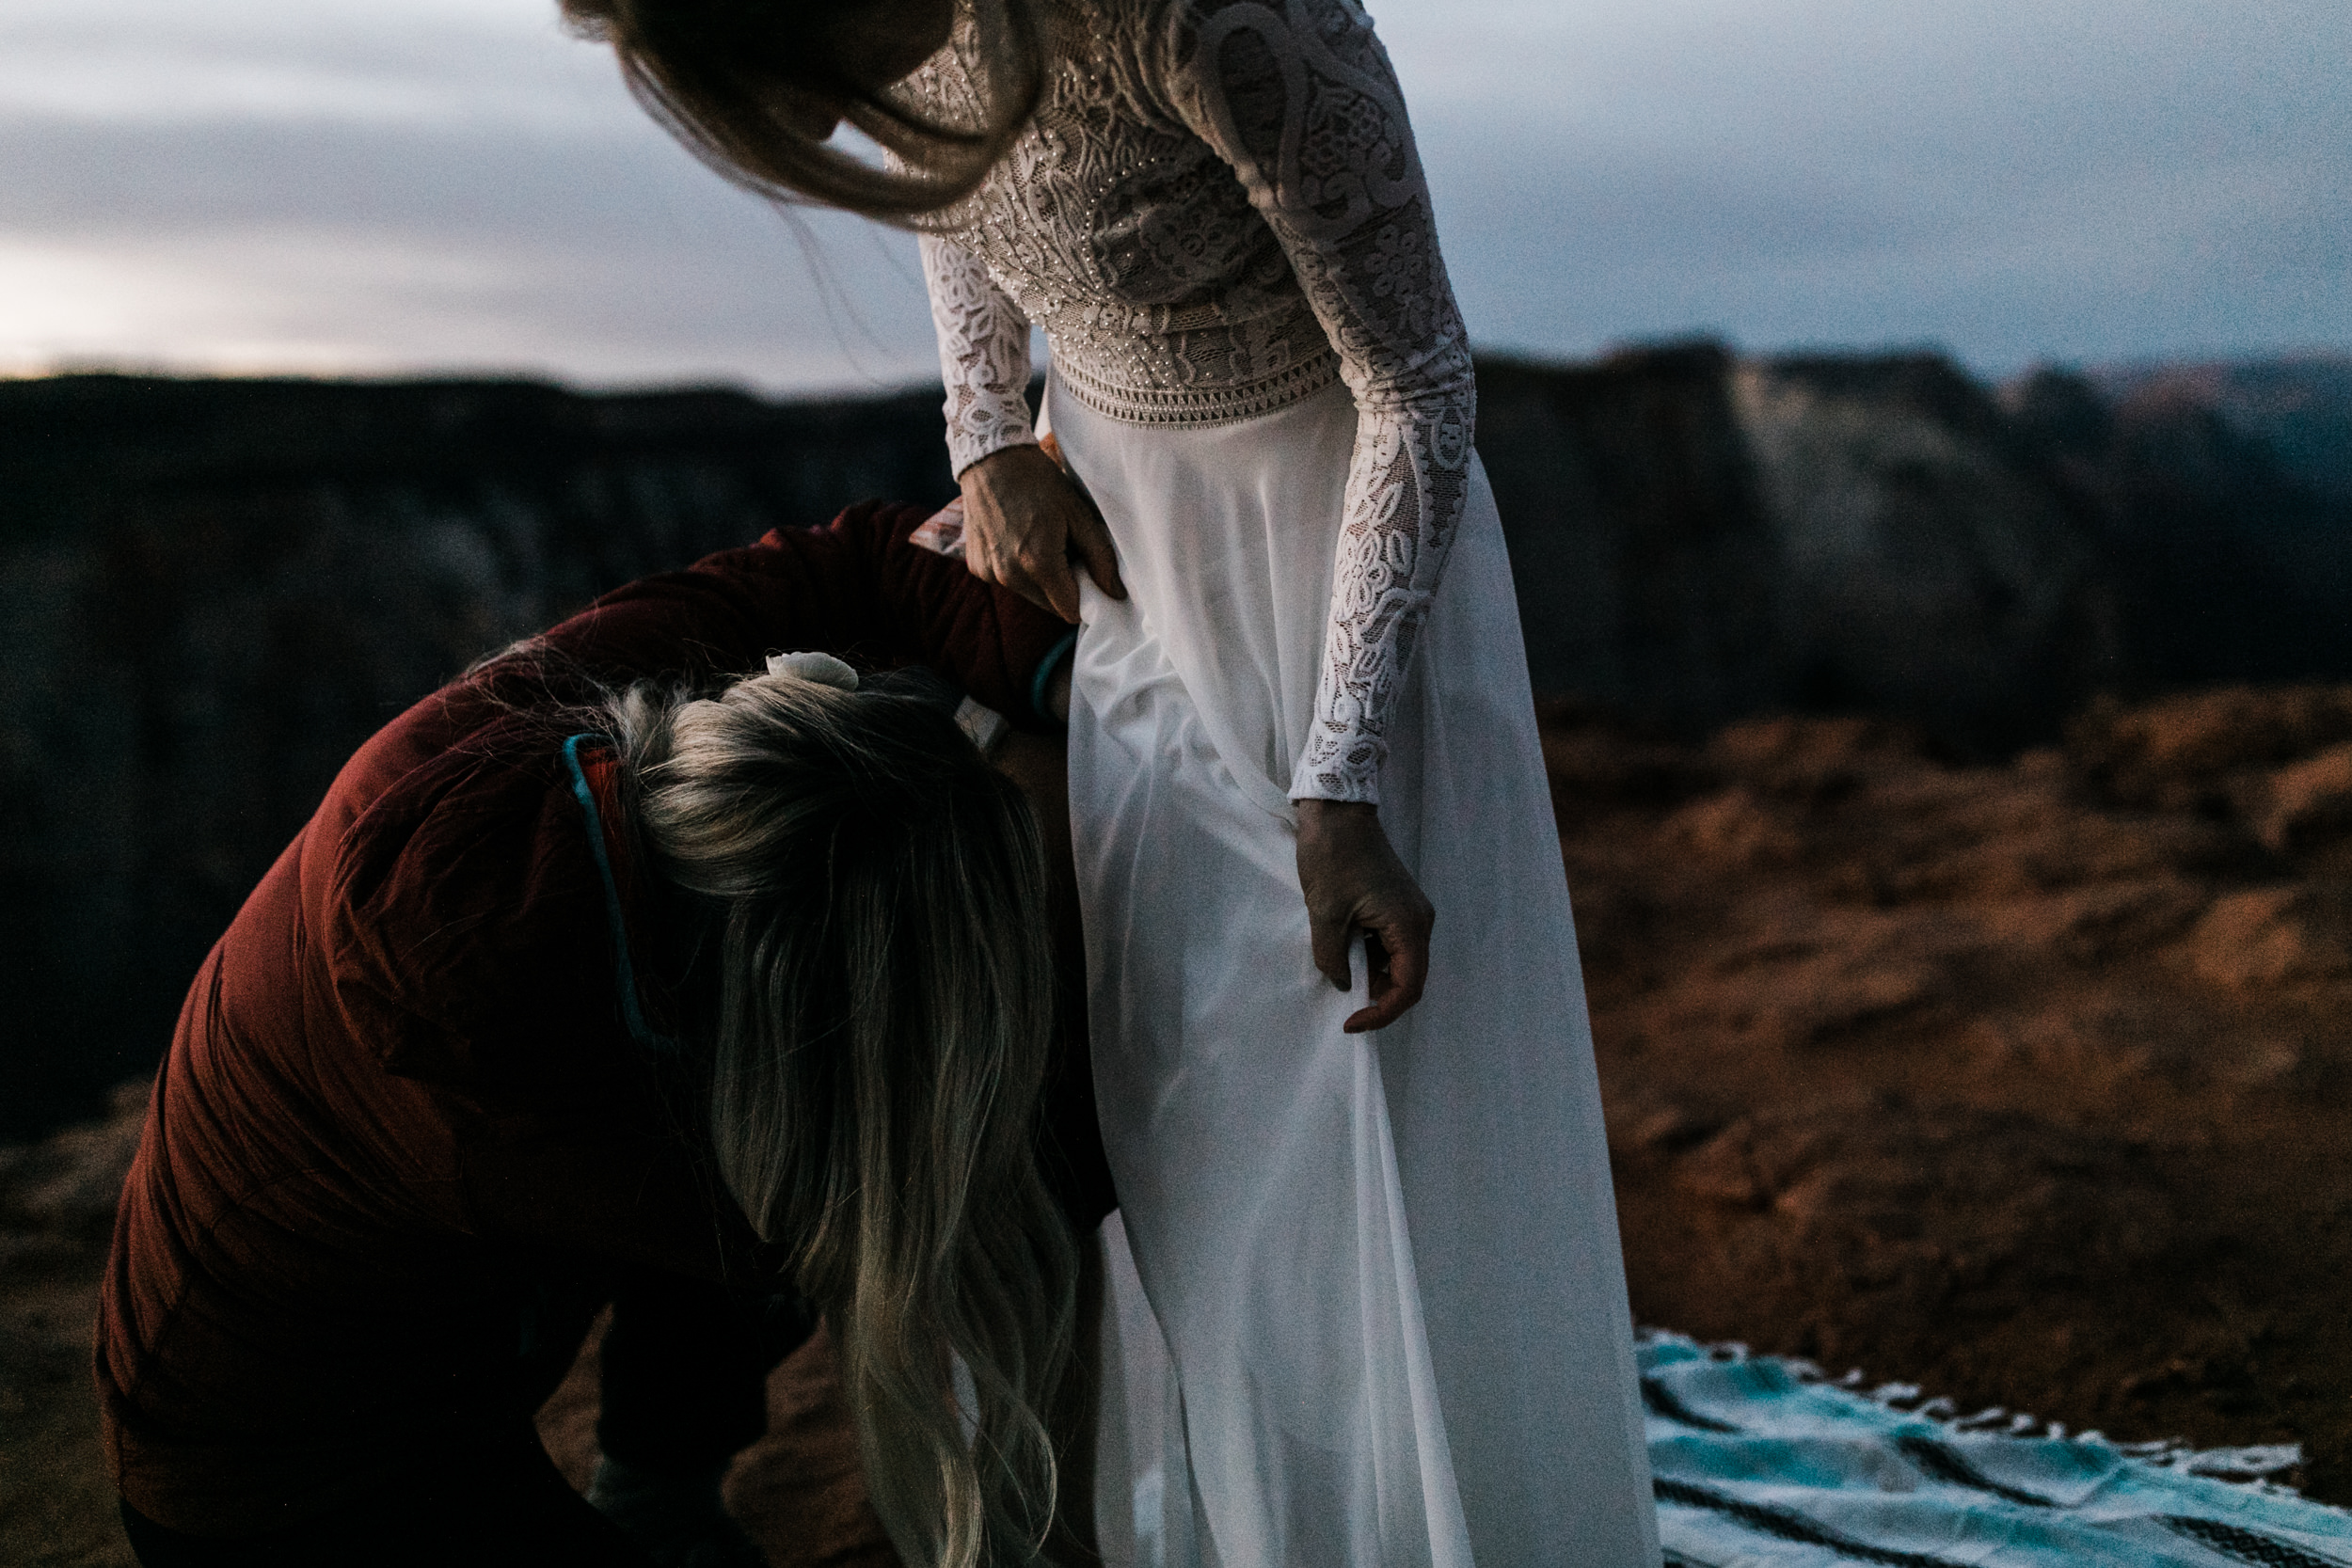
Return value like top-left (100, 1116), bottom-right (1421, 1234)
top-left (96, 502), bottom-right (1074, 1534)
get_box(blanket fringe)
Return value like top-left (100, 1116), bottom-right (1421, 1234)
top-left (1635, 1329), bottom-right (2307, 1492)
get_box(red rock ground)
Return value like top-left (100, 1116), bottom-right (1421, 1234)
top-left (6, 686), bottom-right (2349, 1565)
top-left (1563, 687), bottom-right (2352, 1506)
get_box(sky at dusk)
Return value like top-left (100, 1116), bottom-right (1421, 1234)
top-left (1, 0), bottom-right (2345, 392)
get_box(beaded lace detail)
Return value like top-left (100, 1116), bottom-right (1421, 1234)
top-left (909, 0), bottom-right (1475, 803)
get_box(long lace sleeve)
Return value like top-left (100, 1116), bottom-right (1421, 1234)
top-left (920, 233), bottom-right (1039, 475)
top-left (1162, 0), bottom-right (1477, 804)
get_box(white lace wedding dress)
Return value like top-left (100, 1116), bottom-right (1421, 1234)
top-left (904, 3), bottom-right (1658, 1562)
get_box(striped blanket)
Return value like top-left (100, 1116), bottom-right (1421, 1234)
top-left (1642, 1334), bottom-right (2352, 1567)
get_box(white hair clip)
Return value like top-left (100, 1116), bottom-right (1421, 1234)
top-left (765, 650), bottom-right (860, 690)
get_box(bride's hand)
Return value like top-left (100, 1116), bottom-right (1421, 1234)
top-left (960, 443), bottom-right (1127, 624)
top-left (1295, 800), bottom-right (1435, 1034)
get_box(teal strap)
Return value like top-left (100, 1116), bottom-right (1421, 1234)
top-left (1028, 631), bottom-right (1079, 726)
top-left (562, 734), bottom-right (676, 1053)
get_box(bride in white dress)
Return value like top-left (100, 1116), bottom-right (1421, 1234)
top-left (907, 6), bottom-right (1657, 1564)
top-left (565, 0), bottom-right (1656, 1560)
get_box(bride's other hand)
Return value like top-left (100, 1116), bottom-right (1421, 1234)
top-left (960, 443), bottom-right (1127, 624)
top-left (1295, 800), bottom-right (1434, 1034)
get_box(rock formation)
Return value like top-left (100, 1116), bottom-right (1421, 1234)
top-left (1477, 345), bottom-right (2128, 749)
top-left (2009, 356), bottom-right (2352, 689)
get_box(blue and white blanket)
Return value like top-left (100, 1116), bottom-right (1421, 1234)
top-left (1642, 1334), bottom-right (2352, 1567)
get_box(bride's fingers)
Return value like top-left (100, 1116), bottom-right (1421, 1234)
top-left (998, 561), bottom-right (1059, 617)
top-left (963, 516), bottom-right (995, 583)
top-left (998, 502), bottom-right (1085, 621)
top-left (1384, 915), bottom-right (1430, 1010)
top-left (1342, 904), bottom-right (1431, 1034)
top-left (1067, 502), bottom-right (1127, 602)
top-left (993, 530), bottom-right (1071, 618)
top-left (968, 501), bottom-right (1025, 607)
top-left (1033, 552), bottom-right (1084, 624)
top-left (1309, 907), bottom-right (1354, 992)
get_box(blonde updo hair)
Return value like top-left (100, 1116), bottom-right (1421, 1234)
top-left (559, 0), bottom-right (1048, 217)
top-left (607, 666), bottom-right (1075, 1568)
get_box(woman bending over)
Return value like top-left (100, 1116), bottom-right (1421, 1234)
top-left (98, 501), bottom-right (1111, 1568)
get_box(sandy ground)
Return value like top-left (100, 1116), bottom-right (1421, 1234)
top-left (6, 685), bottom-right (2348, 1565)
top-left (1562, 688), bottom-right (2352, 1505)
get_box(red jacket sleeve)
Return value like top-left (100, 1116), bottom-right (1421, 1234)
top-left (526, 499), bottom-right (1072, 726)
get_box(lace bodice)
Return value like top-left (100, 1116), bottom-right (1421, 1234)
top-left (906, 0), bottom-right (1476, 803)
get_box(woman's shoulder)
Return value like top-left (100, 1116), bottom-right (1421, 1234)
top-left (1093, 0), bottom-right (1394, 132)
top-left (1104, 0), bottom-right (1377, 52)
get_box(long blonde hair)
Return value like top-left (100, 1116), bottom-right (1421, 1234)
top-left (559, 0), bottom-right (1049, 217)
top-left (608, 667), bottom-right (1075, 1568)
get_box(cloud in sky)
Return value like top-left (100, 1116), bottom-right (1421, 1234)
top-left (2, 0), bottom-right (2345, 389)
top-left (1391, 0), bottom-right (2352, 370)
top-left (0, 0), bottom-right (942, 388)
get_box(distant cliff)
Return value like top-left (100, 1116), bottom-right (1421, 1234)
top-left (2019, 356), bottom-right (2352, 688)
top-left (2, 351), bottom-right (2346, 1136)
top-left (1482, 345), bottom-right (2127, 747)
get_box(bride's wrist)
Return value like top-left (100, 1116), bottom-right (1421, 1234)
top-left (967, 441), bottom-right (1047, 483)
top-left (1295, 798), bottom-right (1378, 843)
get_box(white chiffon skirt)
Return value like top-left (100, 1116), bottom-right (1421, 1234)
top-left (1047, 372), bottom-right (1659, 1568)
